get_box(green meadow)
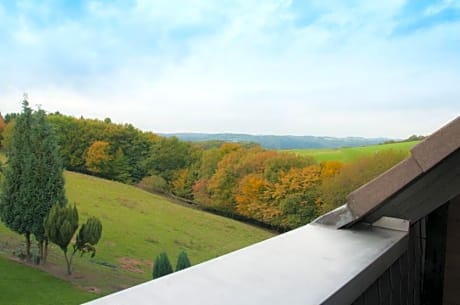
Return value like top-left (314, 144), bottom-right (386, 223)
top-left (285, 141), bottom-right (419, 163)
top-left (0, 256), bottom-right (96, 305)
top-left (0, 171), bottom-right (274, 304)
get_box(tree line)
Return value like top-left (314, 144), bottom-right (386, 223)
top-left (0, 109), bottom-right (407, 231)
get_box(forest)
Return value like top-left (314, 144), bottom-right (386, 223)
top-left (0, 111), bottom-right (407, 231)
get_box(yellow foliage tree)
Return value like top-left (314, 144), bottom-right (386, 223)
top-left (320, 161), bottom-right (343, 179)
top-left (272, 165), bottom-right (321, 201)
top-left (85, 140), bottom-right (112, 175)
top-left (236, 174), bottom-right (281, 223)
top-left (172, 168), bottom-right (188, 197)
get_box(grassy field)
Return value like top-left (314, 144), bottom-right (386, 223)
top-left (0, 171), bottom-right (274, 304)
top-left (285, 141), bottom-right (419, 163)
top-left (0, 256), bottom-right (97, 305)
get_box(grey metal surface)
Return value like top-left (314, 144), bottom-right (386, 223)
top-left (83, 223), bottom-right (408, 305)
top-left (372, 217), bottom-right (410, 232)
top-left (313, 204), bottom-right (358, 228)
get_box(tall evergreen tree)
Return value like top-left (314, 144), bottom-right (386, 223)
top-left (0, 100), bottom-right (35, 258)
top-left (0, 98), bottom-right (67, 261)
top-left (30, 108), bottom-right (67, 262)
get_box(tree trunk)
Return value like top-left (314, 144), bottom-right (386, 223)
top-left (38, 240), bottom-right (43, 263)
top-left (64, 251), bottom-right (72, 275)
top-left (25, 232), bottom-right (31, 261)
top-left (43, 239), bottom-right (49, 264)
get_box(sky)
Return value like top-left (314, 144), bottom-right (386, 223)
top-left (0, 0), bottom-right (459, 138)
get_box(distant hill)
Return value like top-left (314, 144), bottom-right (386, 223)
top-left (161, 133), bottom-right (389, 149)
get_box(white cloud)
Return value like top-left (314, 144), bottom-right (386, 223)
top-left (0, 0), bottom-right (459, 138)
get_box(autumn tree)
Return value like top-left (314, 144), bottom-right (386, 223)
top-left (273, 165), bottom-right (322, 229)
top-left (235, 174), bottom-right (281, 224)
top-left (0, 119), bottom-right (14, 151)
top-left (48, 113), bottom-right (159, 182)
top-left (264, 153), bottom-right (316, 183)
top-left (206, 148), bottom-right (246, 213)
top-left (198, 148), bottom-right (221, 179)
top-left (85, 140), bottom-right (112, 176)
top-left (319, 161), bottom-right (343, 179)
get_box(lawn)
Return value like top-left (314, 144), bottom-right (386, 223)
top-left (0, 256), bottom-right (97, 305)
top-left (285, 141), bottom-right (419, 163)
top-left (0, 171), bottom-right (274, 302)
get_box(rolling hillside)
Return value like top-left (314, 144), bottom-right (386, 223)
top-left (285, 141), bottom-right (419, 163)
top-left (0, 171), bottom-right (274, 304)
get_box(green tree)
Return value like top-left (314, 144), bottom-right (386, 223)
top-left (44, 204), bottom-right (79, 274)
top-left (1, 101), bottom-right (67, 262)
top-left (111, 147), bottom-right (130, 182)
top-left (175, 250), bottom-right (191, 271)
top-left (74, 217), bottom-right (103, 258)
top-left (30, 109), bottom-right (67, 262)
top-left (153, 252), bottom-right (173, 279)
top-left (146, 137), bottom-right (191, 183)
top-left (0, 100), bottom-right (36, 259)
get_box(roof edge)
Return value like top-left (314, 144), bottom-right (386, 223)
top-left (331, 116), bottom-right (460, 228)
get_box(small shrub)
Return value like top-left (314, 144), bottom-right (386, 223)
top-left (152, 252), bottom-right (173, 279)
top-left (137, 175), bottom-right (168, 194)
top-left (175, 250), bottom-right (191, 271)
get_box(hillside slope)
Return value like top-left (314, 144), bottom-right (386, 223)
top-left (0, 171), bottom-right (273, 301)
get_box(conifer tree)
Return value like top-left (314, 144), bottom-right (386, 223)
top-left (0, 98), bottom-right (67, 261)
top-left (153, 252), bottom-right (173, 279)
top-left (44, 204), bottom-right (79, 274)
top-left (74, 217), bottom-right (103, 257)
top-left (175, 250), bottom-right (191, 271)
top-left (0, 99), bottom-right (35, 258)
top-left (30, 108), bottom-right (67, 262)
